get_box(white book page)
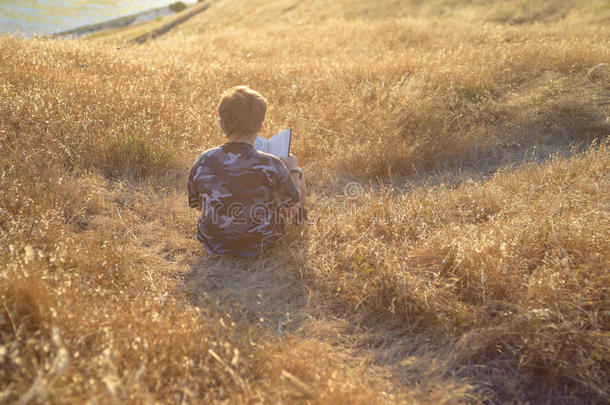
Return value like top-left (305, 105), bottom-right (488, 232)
top-left (267, 129), bottom-right (291, 159)
top-left (253, 136), bottom-right (269, 153)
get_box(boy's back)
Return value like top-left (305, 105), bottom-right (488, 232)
top-left (187, 141), bottom-right (300, 257)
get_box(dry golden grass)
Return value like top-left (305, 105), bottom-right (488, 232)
top-left (1, 0), bottom-right (609, 403)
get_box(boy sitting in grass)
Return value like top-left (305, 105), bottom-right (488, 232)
top-left (187, 86), bottom-right (307, 257)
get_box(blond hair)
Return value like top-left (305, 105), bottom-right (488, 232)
top-left (218, 86), bottom-right (267, 137)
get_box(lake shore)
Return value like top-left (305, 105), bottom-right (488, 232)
top-left (53, 4), bottom-right (187, 39)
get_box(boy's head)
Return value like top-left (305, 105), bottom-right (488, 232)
top-left (218, 86), bottom-right (267, 138)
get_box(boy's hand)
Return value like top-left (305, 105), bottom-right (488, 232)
top-left (281, 154), bottom-right (298, 171)
top-left (281, 154), bottom-right (306, 208)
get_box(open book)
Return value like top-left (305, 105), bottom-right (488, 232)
top-left (253, 129), bottom-right (292, 159)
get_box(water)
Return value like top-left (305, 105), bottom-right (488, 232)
top-left (0, 1), bottom-right (195, 36)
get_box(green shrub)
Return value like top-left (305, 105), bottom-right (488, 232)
top-left (105, 135), bottom-right (175, 180)
top-left (169, 1), bottom-right (187, 13)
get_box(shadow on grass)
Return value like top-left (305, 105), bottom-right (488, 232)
top-left (182, 229), bottom-right (313, 335)
top-left (324, 134), bottom-right (606, 203)
top-left (323, 84), bottom-right (609, 198)
top-left (180, 226), bottom-right (485, 400)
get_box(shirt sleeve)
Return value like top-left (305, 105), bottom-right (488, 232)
top-left (187, 158), bottom-right (203, 209)
top-left (275, 163), bottom-right (300, 207)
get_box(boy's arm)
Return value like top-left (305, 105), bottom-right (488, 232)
top-left (279, 154), bottom-right (307, 222)
top-left (187, 165), bottom-right (201, 209)
top-left (281, 155), bottom-right (306, 203)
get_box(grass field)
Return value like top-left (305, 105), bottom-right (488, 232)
top-left (1, 0), bottom-right (609, 403)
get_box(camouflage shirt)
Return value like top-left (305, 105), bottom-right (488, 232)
top-left (187, 141), bottom-right (300, 257)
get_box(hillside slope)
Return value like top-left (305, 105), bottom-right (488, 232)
top-left (175, 0), bottom-right (609, 30)
top-left (1, 0), bottom-right (609, 403)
